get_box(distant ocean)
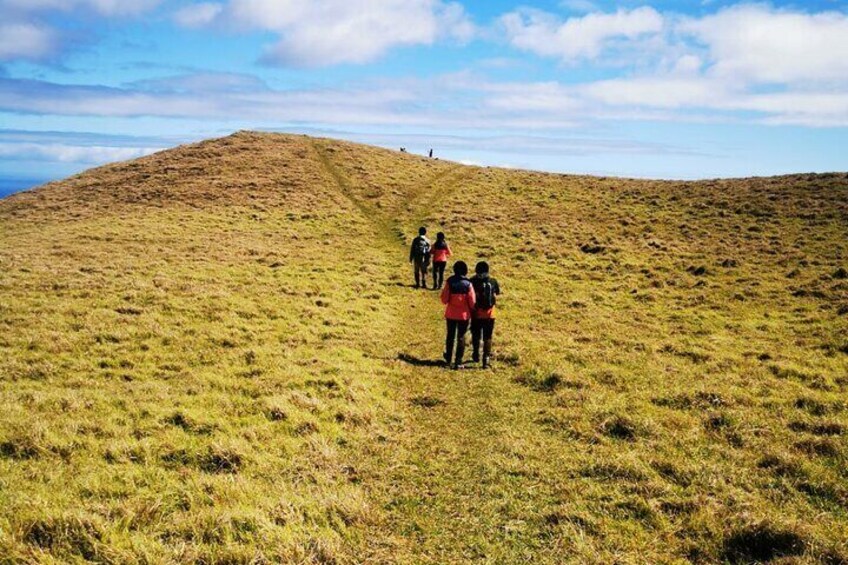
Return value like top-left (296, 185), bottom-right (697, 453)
top-left (0, 177), bottom-right (53, 199)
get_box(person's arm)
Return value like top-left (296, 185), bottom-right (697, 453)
top-left (409, 238), bottom-right (416, 262)
top-left (494, 280), bottom-right (501, 296)
top-left (446, 244), bottom-right (452, 258)
top-left (440, 283), bottom-right (450, 305)
top-left (466, 284), bottom-right (476, 312)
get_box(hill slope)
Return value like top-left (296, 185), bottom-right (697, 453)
top-left (1, 131), bottom-right (847, 563)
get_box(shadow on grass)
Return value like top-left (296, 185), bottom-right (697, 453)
top-left (386, 281), bottom-right (438, 289)
top-left (397, 353), bottom-right (446, 367)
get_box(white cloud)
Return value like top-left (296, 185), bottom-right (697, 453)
top-left (501, 6), bottom-right (664, 62)
top-left (173, 2), bottom-right (223, 28)
top-left (492, 3), bottom-right (848, 126)
top-left (177, 0), bottom-right (475, 67)
top-left (3, 68), bottom-right (848, 129)
top-left (2, 3), bottom-right (848, 128)
top-left (0, 0), bottom-right (161, 62)
top-left (0, 142), bottom-right (160, 163)
top-left (0, 23), bottom-right (57, 62)
top-left (578, 76), bottom-right (727, 109)
top-left (680, 4), bottom-right (848, 84)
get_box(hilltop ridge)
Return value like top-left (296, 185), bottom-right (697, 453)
top-left (1, 131), bottom-right (847, 563)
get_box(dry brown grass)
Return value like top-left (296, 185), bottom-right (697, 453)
top-left (1, 131), bottom-right (847, 563)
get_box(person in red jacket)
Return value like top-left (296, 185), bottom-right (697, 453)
top-left (430, 232), bottom-right (452, 289)
top-left (470, 261), bottom-right (501, 369)
top-left (440, 261), bottom-right (476, 369)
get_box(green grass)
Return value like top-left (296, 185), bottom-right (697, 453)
top-left (1, 131), bottom-right (847, 563)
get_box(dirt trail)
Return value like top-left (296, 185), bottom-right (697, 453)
top-left (311, 142), bottom-right (576, 563)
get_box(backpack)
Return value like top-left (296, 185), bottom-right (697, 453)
top-left (476, 279), bottom-right (496, 310)
top-left (413, 237), bottom-right (430, 258)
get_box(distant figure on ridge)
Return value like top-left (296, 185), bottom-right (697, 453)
top-left (430, 232), bottom-right (452, 290)
top-left (429, 148), bottom-right (433, 158)
top-left (440, 261), bottom-right (476, 369)
top-left (470, 261), bottom-right (501, 369)
top-left (409, 227), bottom-right (431, 289)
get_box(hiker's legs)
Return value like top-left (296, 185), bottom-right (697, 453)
top-left (444, 320), bottom-right (457, 364)
top-left (432, 261), bottom-right (445, 289)
top-left (437, 262), bottom-right (446, 287)
top-left (414, 257), bottom-right (426, 287)
top-left (482, 320), bottom-right (495, 368)
top-left (417, 259), bottom-right (428, 288)
top-left (454, 320), bottom-right (469, 366)
top-left (471, 318), bottom-right (482, 362)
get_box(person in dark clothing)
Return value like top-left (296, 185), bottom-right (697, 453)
top-left (429, 232), bottom-right (452, 290)
top-left (440, 261), bottom-right (476, 369)
top-left (409, 227), bottom-right (431, 288)
top-left (429, 148), bottom-right (433, 158)
top-left (470, 261), bottom-right (501, 369)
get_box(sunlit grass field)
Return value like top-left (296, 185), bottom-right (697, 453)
top-left (1, 132), bottom-right (846, 563)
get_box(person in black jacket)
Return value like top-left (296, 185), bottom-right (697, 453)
top-left (408, 227), bottom-right (431, 288)
top-left (470, 261), bottom-right (501, 369)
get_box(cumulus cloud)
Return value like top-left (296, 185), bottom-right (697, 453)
top-left (175, 0), bottom-right (475, 67)
top-left (0, 23), bottom-right (58, 62)
top-left (680, 4), bottom-right (848, 84)
top-left (0, 0), bottom-right (161, 62)
top-left (2, 3), bottom-right (848, 128)
top-left (501, 6), bottom-right (664, 62)
top-left (492, 3), bottom-right (848, 126)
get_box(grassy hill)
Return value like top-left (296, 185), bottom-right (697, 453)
top-left (1, 131), bottom-right (846, 563)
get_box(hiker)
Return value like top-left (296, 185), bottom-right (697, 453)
top-left (430, 232), bottom-right (452, 289)
top-left (429, 148), bottom-right (433, 158)
top-left (440, 261), bottom-right (476, 369)
top-left (471, 261), bottom-right (501, 369)
top-left (409, 227), bottom-right (431, 288)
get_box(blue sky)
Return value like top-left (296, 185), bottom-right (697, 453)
top-left (1, 0), bottom-right (847, 193)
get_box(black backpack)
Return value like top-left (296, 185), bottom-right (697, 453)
top-left (413, 237), bottom-right (430, 258)
top-left (476, 279), bottom-right (496, 309)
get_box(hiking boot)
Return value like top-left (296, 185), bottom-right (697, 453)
top-left (443, 351), bottom-right (451, 365)
top-left (455, 344), bottom-right (465, 367)
top-left (482, 339), bottom-right (492, 369)
top-left (472, 352), bottom-right (480, 363)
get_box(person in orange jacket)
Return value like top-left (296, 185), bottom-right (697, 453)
top-left (440, 261), bottom-right (476, 369)
top-left (470, 261), bottom-right (501, 369)
top-left (430, 232), bottom-right (452, 290)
